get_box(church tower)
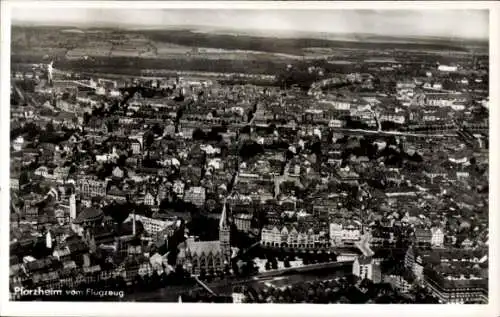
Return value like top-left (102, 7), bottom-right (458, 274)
top-left (219, 198), bottom-right (231, 263)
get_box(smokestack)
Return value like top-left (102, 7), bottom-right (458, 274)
top-left (69, 194), bottom-right (76, 220)
top-left (47, 61), bottom-right (54, 84)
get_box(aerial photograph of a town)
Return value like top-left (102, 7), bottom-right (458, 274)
top-left (6, 5), bottom-right (490, 306)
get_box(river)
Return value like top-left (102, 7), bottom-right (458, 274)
top-left (124, 262), bottom-right (352, 302)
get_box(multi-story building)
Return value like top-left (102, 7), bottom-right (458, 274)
top-left (178, 119), bottom-right (199, 139)
top-left (77, 177), bottom-right (108, 199)
top-left (112, 167), bottom-right (124, 179)
top-left (233, 213), bottom-right (253, 233)
top-left (461, 238), bottom-right (474, 250)
top-left (106, 186), bottom-right (127, 203)
top-left (184, 186), bottom-right (206, 208)
top-left (130, 140), bottom-right (141, 155)
top-left (437, 65), bottom-right (458, 72)
top-left (328, 119), bottom-right (345, 128)
top-left (404, 246), bottom-right (426, 282)
top-left (173, 180), bottom-right (185, 197)
top-left (352, 255), bottom-right (382, 283)
top-left (327, 98), bottom-right (352, 111)
top-left (261, 224), bottom-right (329, 249)
top-left (431, 227), bottom-right (445, 248)
top-left (383, 274), bottom-right (412, 293)
top-left (232, 291), bottom-right (246, 304)
top-left (396, 81), bottom-right (417, 90)
top-left (414, 228), bottom-right (432, 246)
top-left (53, 167), bottom-right (70, 181)
top-left (124, 214), bottom-right (175, 236)
top-left (10, 176), bottom-right (20, 191)
top-left (87, 117), bottom-right (108, 134)
top-left (12, 135), bottom-right (25, 151)
top-left (334, 167), bottom-right (360, 185)
top-left (329, 221), bottom-right (362, 247)
top-left (144, 191), bottom-right (156, 206)
top-left (34, 166), bottom-right (49, 178)
top-left (424, 267), bottom-right (488, 304)
top-left (379, 112), bottom-right (406, 125)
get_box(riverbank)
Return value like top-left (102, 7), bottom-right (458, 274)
top-left (124, 261), bottom-right (353, 302)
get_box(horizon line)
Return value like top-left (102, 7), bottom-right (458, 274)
top-left (10, 20), bottom-right (490, 42)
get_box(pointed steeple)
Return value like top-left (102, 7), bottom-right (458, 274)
top-left (132, 210), bottom-right (136, 236)
top-left (219, 198), bottom-right (231, 261)
top-left (219, 198), bottom-right (228, 229)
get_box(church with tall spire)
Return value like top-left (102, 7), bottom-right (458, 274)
top-left (219, 198), bottom-right (231, 263)
top-left (176, 199), bottom-right (232, 276)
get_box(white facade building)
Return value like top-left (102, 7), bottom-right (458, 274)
top-left (125, 214), bottom-right (175, 235)
top-left (260, 225), bottom-right (328, 249)
top-left (438, 65), bottom-right (458, 72)
top-left (329, 222), bottom-right (361, 246)
top-left (431, 227), bottom-right (445, 248)
top-left (352, 255), bottom-right (381, 283)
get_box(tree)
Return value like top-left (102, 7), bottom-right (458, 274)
top-left (302, 256), bottom-right (310, 265)
top-left (175, 264), bottom-right (188, 280)
top-left (152, 123), bottom-right (163, 136)
top-left (207, 268), bottom-right (215, 282)
top-left (206, 130), bottom-right (222, 142)
top-left (200, 268), bottom-right (207, 280)
top-left (232, 260), bottom-right (240, 276)
top-left (223, 264), bottom-right (231, 277)
top-left (117, 154), bottom-right (127, 167)
top-left (144, 132), bottom-right (155, 149)
top-left (284, 257), bottom-right (291, 268)
top-left (19, 171), bottom-right (29, 187)
top-left (46, 121), bottom-right (55, 133)
top-left (103, 202), bottom-right (131, 225)
top-left (83, 112), bottom-right (91, 125)
top-left (265, 261), bottom-right (271, 271)
top-left (192, 128), bottom-right (206, 141)
top-left (271, 258), bottom-right (278, 270)
top-left (239, 141), bottom-right (264, 160)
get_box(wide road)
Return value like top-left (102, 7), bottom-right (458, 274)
top-left (252, 123), bottom-right (458, 138)
top-left (355, 233), bottom-right (374, 257)
top-left (12, 81), bottom-right (41, 108)
top-left (12, 83), bottom-right (26, 103)
top-left (335, 128), bottom-right (456, 138)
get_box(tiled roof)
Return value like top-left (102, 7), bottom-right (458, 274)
top-left (25, 257), bottom-right (57, 272)
top-left (107, 186), bottom-right (126, 197)
top-left (357, 255), bottom-right (373, 265)
top-left (73, 207), bottom-right (104, 224)
top-left (415, 228), bottom-right (432, 239)
top-left (186, 240), bottom-right (221, 257)
top-left (53, 246), bottom-right (71, 258)
top-left (67, 241), bottom-right (89, 254)
top-left (441, 278), bottom-right (488, 290)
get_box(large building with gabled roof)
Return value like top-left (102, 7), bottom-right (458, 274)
top-left (176, 199), bottom-right (231, 275)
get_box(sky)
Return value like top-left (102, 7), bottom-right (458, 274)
top-left (11, 8), bottom-right (489, 40)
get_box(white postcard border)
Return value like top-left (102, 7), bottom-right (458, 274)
top-left (1, 1), bottom-right (498, 317)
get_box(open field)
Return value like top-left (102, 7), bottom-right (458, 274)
top-left (11, 25), bottom-right (487, 76)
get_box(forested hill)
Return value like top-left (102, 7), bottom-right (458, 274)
top-left (138, 29), bottom-right (471, 54)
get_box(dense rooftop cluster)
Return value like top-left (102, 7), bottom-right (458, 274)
top-left (9, 29), bottom-right (489, 303)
